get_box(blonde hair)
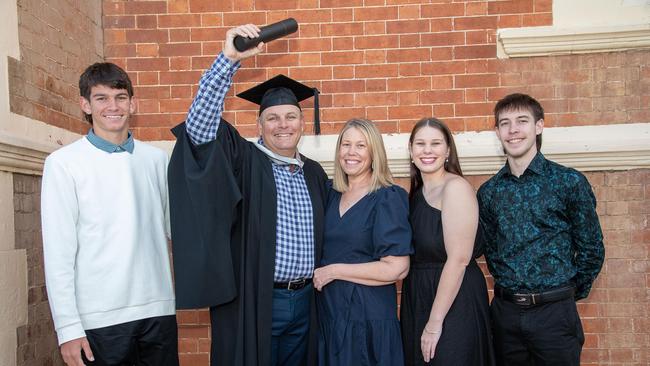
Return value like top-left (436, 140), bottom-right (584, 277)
top-left (333, 118), bottom-right (394, 193)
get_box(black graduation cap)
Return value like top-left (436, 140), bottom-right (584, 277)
top-left (237, 74), bottom-right (321, 135)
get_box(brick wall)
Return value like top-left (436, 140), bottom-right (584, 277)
top-left (9, 0), bottom-right (103, 135)
top-left (13, 174), bottom-right (64, 366)
top-left (175, 171), bottom-right (650, 366)
top-left (101, 0), bottom-right (649, 140)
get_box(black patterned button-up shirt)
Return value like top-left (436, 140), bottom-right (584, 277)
top-left (477, 152), bottom-right (604, 300)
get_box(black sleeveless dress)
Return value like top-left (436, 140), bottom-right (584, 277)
top-left (400, 189), bottom-right (495, 366)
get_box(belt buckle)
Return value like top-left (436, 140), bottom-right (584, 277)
top-left (287, 278), bottom-right (305, 290)
top-left (513, 293), bottom-right (532, 306)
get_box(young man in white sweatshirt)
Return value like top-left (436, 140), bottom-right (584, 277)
top-left (41, 63), bottom-right (178, 366)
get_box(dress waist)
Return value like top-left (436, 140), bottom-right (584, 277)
top-left (410, 262), bottom-right (445, 269)
top-left (410, 259), bottom-right (478, 269)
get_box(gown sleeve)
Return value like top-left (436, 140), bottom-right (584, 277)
top-left (371, 185), bottom-right (414, 259)
top-left (168, 120), bottom-right (247, 309)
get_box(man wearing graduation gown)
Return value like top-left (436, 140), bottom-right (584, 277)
top-left (168, 24), bottom-right (328, 366)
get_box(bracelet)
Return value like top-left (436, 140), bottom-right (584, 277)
top-left (423, 326), bottom-right (441, 334)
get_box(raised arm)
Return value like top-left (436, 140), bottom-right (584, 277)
top-left (185, 24), bottom-right (264, 145)
top-left (421, 177), bottom-right (478, 362)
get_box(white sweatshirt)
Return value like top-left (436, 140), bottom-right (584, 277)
top-left (41, 137), bottom-right (175, 345)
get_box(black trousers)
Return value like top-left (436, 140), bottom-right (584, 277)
top-left (82, 315), bottom-right (179, 366)
top-left (490, 297), bottom-right (584, 366)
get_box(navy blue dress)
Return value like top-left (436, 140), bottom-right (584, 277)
top-left (317, 185), bottom-right (412, 366)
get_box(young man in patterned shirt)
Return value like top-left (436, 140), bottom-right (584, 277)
top-left (477, 93), bottom-right (605, 366)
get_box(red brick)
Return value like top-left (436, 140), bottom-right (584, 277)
top-left (323, 0), bottom-right (360, 4)
top-left (105, 44), bottom-right (137, 57)
top-left (387, 76), bottom-right (430, 91)
top-left (256, 0), bottom-right (299, 10)
top-left (421, 3), bottom-right (465, 18)
top-left (290, 66), bottom-right (333, 81)
top-left (522, 13), bottom-right (552, 27)
top-left (488, 0), bottom-right (534, 15)
top-left (171, 56), bottom-right (192, 71)
top-left (388, 105), bottom-right (432, 119)
top-left (466, 2), bottom-right (488, 16)
top-left (322, 80), bottom-right (365, 93)
top-left (221, 12), bottom-right (266, 27)
top-left (321, 51), bottom-right (364, 65)
top-left (456, 102), bottom-right (493, 117)
top-left (353, 6), bottom-right (398, 21)
top-left (321, 23), bottom-right (363, 37)
top-left (168, 0), bottom-right (190, 13)
top-left (361, 21), bottom-right (383, 35)
top-left (355, 92), bottom-right (398, 107)
top-left (159, 43), bottom-right (201, 57)
top-left (127, 58), bottom-right (169, 72)
top-left (355, 64), bottom-right (398, 78)
top-left (454, 45), bottom-right (496, 59)
top-left (126, 29), bottom-right (168, 43)
top-left (321, 107), bottom-right (365, 123)
top-left (170, 29), bottom-right (191, 42)
top-left (430, 18), bottom-right (453, 32)
top-left (421, 32), bottom-right (465, 47)
top-left (355, 35), bottom-right (399, 50)
top-left (255, 54), bottom-right (300, 67)
top-left (124, 1), bottom-right (167, 15)
top-left (332, 8), bottom-right (353, 21)
top-left (420, 90), bottom-right (464, 104)
top-left (366, 79), bottom-right (386, 92)
top-left (293, 9), bottom-right (333, 23)
top-left (137, 72), bottom-right (160, 86)
top-left (179, 353), bottom-right (209, 366)
top-left (201, 14), bottom-right (223, 26)
top-left (289, 38), bottom-right (332, 52)
top-left (137, 15), bottom-right (158, 29)
top-left (103, 16), bottom-right (135, 29)
top-left (159, 14), bottom-right (202, 28)
top-left (386, 19), bottom-right (429, 34)
top-left (455, 73), bottom-right (498, 88)
top-left (104, 1), bottom-right (125, 15)
top-left (453, 16), bottom-right (497, 31)
top-left (398, 5), bottom-right (420, 19)
top-left (431, 47), bottom-right (454, 61)
top-left (386, 49), bottom-right (430, 63)
top-left (189, 0), bottom-right (232, 12)
top-left (422, 61), bottom-right (466, 75)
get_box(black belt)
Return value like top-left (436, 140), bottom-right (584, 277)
top-left (273, 278), bottom-right (312, 291)
top-left (494, 285), bottom-right (575, 306)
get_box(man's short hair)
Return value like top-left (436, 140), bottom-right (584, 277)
top-left (78, 63), bottom-right (133, 123)
top-left (494, 93), bottom-right (544, 151)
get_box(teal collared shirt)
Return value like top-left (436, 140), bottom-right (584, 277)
top-left (86, 129), bottom-right (134, 154)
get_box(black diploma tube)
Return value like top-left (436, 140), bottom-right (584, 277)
top-left (233, 18), bottom-right (299, 52)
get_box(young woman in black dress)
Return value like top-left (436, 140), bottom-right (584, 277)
top-left (400, 118), bottom-right (495, 366)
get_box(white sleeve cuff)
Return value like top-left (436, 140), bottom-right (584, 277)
top-left (56, 323), bottom-right (86, 346)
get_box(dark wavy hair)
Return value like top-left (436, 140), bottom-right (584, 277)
top-left (494, 93), bottom-right (543, 151)
top-left (78, 62), bottom-right (133, 124)
top-left (408, 117), bottom-right (462, 201)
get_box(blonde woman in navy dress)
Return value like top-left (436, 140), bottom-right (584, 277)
top-left (400, 118), bottom-right (495, 365)
top-left (313, 118), bottom-right (412, 366)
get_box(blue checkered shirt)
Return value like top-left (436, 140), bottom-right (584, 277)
top-left (186, 53), bottom-right (315, 282)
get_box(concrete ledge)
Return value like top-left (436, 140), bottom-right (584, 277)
top-left (497, 24), bottom-right (650, 58)
top-left (152, 123), bottom-right (650, 177)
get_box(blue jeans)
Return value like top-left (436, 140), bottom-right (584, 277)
top-left (271, 283), bottom-right (312, 366)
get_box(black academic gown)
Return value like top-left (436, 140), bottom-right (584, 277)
top-left (168, 120), bottom-right (327, 366)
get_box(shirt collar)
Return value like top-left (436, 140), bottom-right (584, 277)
top-left (86, 128), bottom-right (134, 154)
top-left (254, 137), bottom-right (304, 170)
top-left (498, 151), bottom-right (546, 179)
